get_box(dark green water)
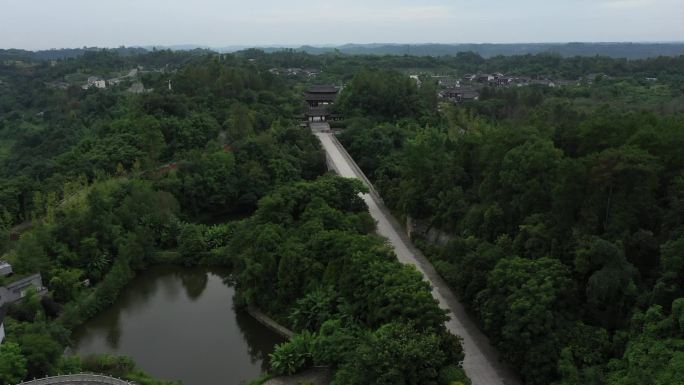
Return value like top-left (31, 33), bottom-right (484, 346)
top-left (71, 265), bottom-right (286, 385)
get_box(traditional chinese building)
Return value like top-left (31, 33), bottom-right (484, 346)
top-left (304, 85), bottom-right (342, 122)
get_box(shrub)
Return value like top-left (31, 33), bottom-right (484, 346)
top-left (269, 331), bottom-right (314, 375)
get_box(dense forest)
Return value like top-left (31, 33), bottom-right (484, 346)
top-left (0, 50), bottom-right (335, 384)
top-left (2, 47), bottom-right (684, 385)
top-left (0, 49), bottom-right (470, 385)
top-left (336, 55), bottom-right (684, 384)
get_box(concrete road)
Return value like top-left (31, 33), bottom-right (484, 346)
top-left (315, 132), bottom-right (521, 385)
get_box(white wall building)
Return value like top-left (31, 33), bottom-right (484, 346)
top-left (0, 260), bottom-right (11, 276)
top-left (0, 273), bottom-right (44, 307)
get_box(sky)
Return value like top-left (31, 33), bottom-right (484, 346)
top-left (1, 0), bottom-right (683, 50)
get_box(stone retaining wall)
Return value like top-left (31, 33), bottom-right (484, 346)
top-left (246, 306), bottom-right (294, 339)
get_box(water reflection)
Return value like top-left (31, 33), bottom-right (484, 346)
top-left (104, 319), bottom-right (121, 349)
top-left (235, 308), bottom-right (283, 371)
top-left (71, 265), bottom-right (285, 385)
top-left (179, 268), bottom-right (209, 300)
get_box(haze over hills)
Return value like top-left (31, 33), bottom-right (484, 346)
top-left (3, 42), bottom-right (684, 61)
top-left (262, 42), bottom-right (684, 59)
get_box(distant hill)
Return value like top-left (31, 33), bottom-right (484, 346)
top-left (267, 43), bottom-right (684, 59)
top-left (0, 47), bottom-right (148, 61)
top-left (3, 42), bottom-right (684, 61)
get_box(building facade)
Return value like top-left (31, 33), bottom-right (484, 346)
top-left (0, 261), bottom-right (11, 276)
top-left (305, 85), bottom-right (342, 123)
top-left (0, 273), bottom-right (45, 307)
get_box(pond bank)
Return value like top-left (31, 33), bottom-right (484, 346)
top-left (247, 306), bottom-right (294, 338)
top-left (70, 265), bottom-right (285, 385)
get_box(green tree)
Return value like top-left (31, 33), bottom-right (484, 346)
top-left (290, 286), bottom-right (338, 332)
top-left (13, 230), bottom-right (51, 274)
top-left (332, 322), bottom-right (461, 385)
top-left (478, 257), bottom-right (576, 384)
top-left (18, 328), bottom-right (62, 378)
top-left (141, 125), bottom-right (166, 168)
top-left (270, 331), bottom-right (314, 375)
top-left (49, 268), bottom-right (84, 302)
top-left (652, 235), bottom-right (684, 307)
top-left (177, 224), bottom-right (207, 266)
top-left (227, 103), bottom-right (255, 140)
top-left (0, 342), bottom-right (28, 385)
top-left (338, 69), bottom-right (420, 120)
top-left (575, 238), bottom-right (637, 329)
top-left (499, 139), bottom-right (563, 216)
top-left (0, 208), bottom-right (12, 252)
top-left (276, 244), bottom-right (310, 306)
top-left (583, 145), bottom-right (662, 236)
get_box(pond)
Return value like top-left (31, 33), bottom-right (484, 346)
top-left (71, 265), bottom-right (286, 385)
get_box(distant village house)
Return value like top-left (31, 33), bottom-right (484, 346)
top-left (439, 88), bottom-right (480, 103)
top-left (83, 76), bottom-right (106, 89)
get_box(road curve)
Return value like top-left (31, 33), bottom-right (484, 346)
top-left (315, 131), bottom-right (520, 385)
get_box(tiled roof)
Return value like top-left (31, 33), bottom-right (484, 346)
top-left (305, 93), bottom-right (338, 101)
top-left (307, 85), bottom-right (338, 93)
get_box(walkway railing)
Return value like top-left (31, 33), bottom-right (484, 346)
top-left (14, 373), bottom-right (136, 385)
top-left (247, 306), bottom-right (294, 338)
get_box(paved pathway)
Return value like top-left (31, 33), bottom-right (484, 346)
top-left (315, 132), bottom-right (520, 385)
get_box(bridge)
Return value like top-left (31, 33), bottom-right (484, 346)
top-left (313, 123), bottom-right (520, 385)
top-left (14, 373), bottom-right (135, 385)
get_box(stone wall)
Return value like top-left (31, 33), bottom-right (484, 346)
top-left (246, 306), bottom-right (294, 339)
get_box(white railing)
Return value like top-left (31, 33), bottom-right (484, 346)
top-left (15, 373), bottom-right (136, 385)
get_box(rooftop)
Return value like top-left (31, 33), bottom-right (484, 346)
top-left (307, 85), bottom-right (339, 94)
top-left (460, 90), bottom-right (480, 98)
top-left (0, 272), bottom-right (41, 288)
top-left (305, 93), bottom-right (338, 102)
